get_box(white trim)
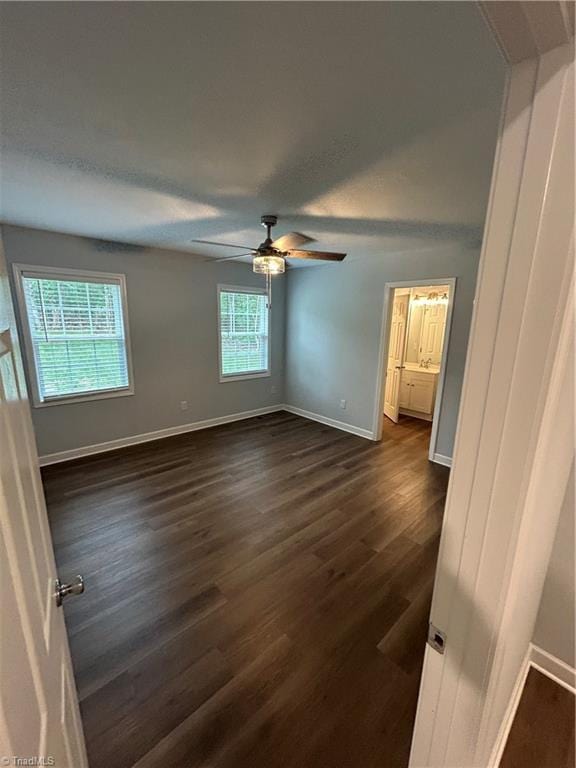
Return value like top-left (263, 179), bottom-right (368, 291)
top-left (489, 645), bottom-right (532, 768)
top-left (432, 453), bottom-right (452, 468)
top-left (529, 644), bottom-right (576, 694)
top-left (372, 277), bottom-right (456, 463)
top-left (426, 283), bottom-right (455, 464)
top-left (13, 263), bottom-right (127, 284)
top-left (218, 371), bottom-right (271, 383)
top-left (33, 386), bottom-right (135, 408)
top-left (217, 283), bottom-right (271, 383)
top-left (283, 405), bottom-right (375, 440)
top-left (217, 283), bottom-right (268, 295)
top-left (11, 262), bottom-right (135, 407)
top-left (38, 403), bottom-right (377, 466)
top-left (38, 405), bottom-right (285, 466)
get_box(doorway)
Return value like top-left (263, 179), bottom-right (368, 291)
top-left (373, 279), bottom-right (456, 464)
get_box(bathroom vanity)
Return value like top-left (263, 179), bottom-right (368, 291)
top-left (398, 363), bottom-right (439, 421)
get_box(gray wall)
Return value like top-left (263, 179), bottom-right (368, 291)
top-left (284, 242), bottom-right (481, 458)
top-left (277, 0), bottom-right (506, 460)
top-left (3, 225), bottom-right (285, 457)
top-left (3, 224), bottom-right (490, 461)
top-left (533, 465), bottom-right (575, 668)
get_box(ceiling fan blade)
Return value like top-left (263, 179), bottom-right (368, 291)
top-left (191, 239), bottom-right (257, 251)
top-left (287, 249), bottom-right (346, 262)
top-left (203, 253), bottom-right (254, 263)
top-left (271, 231), bottom-right (315, 251)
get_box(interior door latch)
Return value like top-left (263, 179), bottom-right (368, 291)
top-left (427, 622), bottom-right (446, 655)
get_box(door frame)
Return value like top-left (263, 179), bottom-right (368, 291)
top-left (372, 277), bottom-right (456, 464)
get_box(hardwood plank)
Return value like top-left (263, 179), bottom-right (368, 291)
top-left (500, 667), bottom-right (575, 768)
top-left (83, 648), bottom-right (233, 768)
top-left (42, 411), bottom-right (448, 768)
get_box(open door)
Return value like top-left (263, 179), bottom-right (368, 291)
top-left (409, 39), bottom-right (574, 768)
top-left (383, 290), bottom-right (409, 423)
top-left (0, 237), bottom-right (87, 766)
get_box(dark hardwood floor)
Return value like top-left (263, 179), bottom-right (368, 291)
top-left (43, 412), bottom-right (449, 768)
top-left (500, 667), bottom-right (575, 768)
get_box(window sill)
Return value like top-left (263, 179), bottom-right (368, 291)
top-left (33, 387), bottom-right (134, 408)
top-left (219, 371), bottom-right (271, 383)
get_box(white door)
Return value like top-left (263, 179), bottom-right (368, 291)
top-left (383, 291), bottom-right (409, 423)
top-left (410, 40), bottom-right (574, 768)
top-left (0, 243), bottom-right (87, 767)
top-left (420, 300), bottom-right (447, 365)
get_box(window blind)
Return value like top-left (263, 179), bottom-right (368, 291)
top-left (219, 289), bottom-right (269, 377)
top-left (21, 274), bottom-right (130, 401)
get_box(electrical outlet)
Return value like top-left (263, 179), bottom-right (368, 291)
top-left (180, 400), bottom-right (188, 411)
top-left (271, 385), bottom-right (277, 394)
top-left (340, 399), bottom-right (347, 410)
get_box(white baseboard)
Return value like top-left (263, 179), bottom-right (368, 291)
top-left (282, 405), bottom-right (374, 440)
top-left (38, 402), bottom-right (449, 465)
top-left (489, 643), bottom-right (575, 767)
top-left (530, 643), bottom-right (576, 693)
top-left (431, 452), bottom-right (452, 467)
top-left (38, 405), bottom-right (285, 466)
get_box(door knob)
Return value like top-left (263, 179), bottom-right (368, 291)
top-left (55, 575), bottom-right (85, 607)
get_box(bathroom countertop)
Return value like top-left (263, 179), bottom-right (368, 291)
top-left (404, 363), bottom-right (440, 374)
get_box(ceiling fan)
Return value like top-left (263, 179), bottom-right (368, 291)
top-left (192, 214), bottom-right (346, 276)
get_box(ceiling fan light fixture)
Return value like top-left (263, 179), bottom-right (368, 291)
top-left (253, 255), bottom-right (285, 275)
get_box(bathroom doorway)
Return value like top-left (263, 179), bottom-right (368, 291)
top-left (373, 279), bottom-right (456, 465)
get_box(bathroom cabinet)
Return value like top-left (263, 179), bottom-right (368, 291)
top-left (399, 366), bottom-right (438, 419)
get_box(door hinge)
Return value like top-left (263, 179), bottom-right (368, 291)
top-left (427, 622), bottom-right (446, 655)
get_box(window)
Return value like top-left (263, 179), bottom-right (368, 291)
top-left (218, 286), bottom-right (270, 381)
top-left (13, 265), bottom-right (133, 406)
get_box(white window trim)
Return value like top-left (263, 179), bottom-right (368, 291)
top-left (12, 263), bottom-right (135, 407)
top-left (217, 284), bottom-right (271, 383)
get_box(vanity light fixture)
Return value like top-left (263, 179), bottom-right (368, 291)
top-left (412, 291), bottom-right (449, 306)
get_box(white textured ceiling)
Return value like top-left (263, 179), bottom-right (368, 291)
top-left (0, 2), bottom-right (505, 264)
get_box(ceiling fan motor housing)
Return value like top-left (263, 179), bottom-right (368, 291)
top-left (260, 214), bottom-right (278, 228)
